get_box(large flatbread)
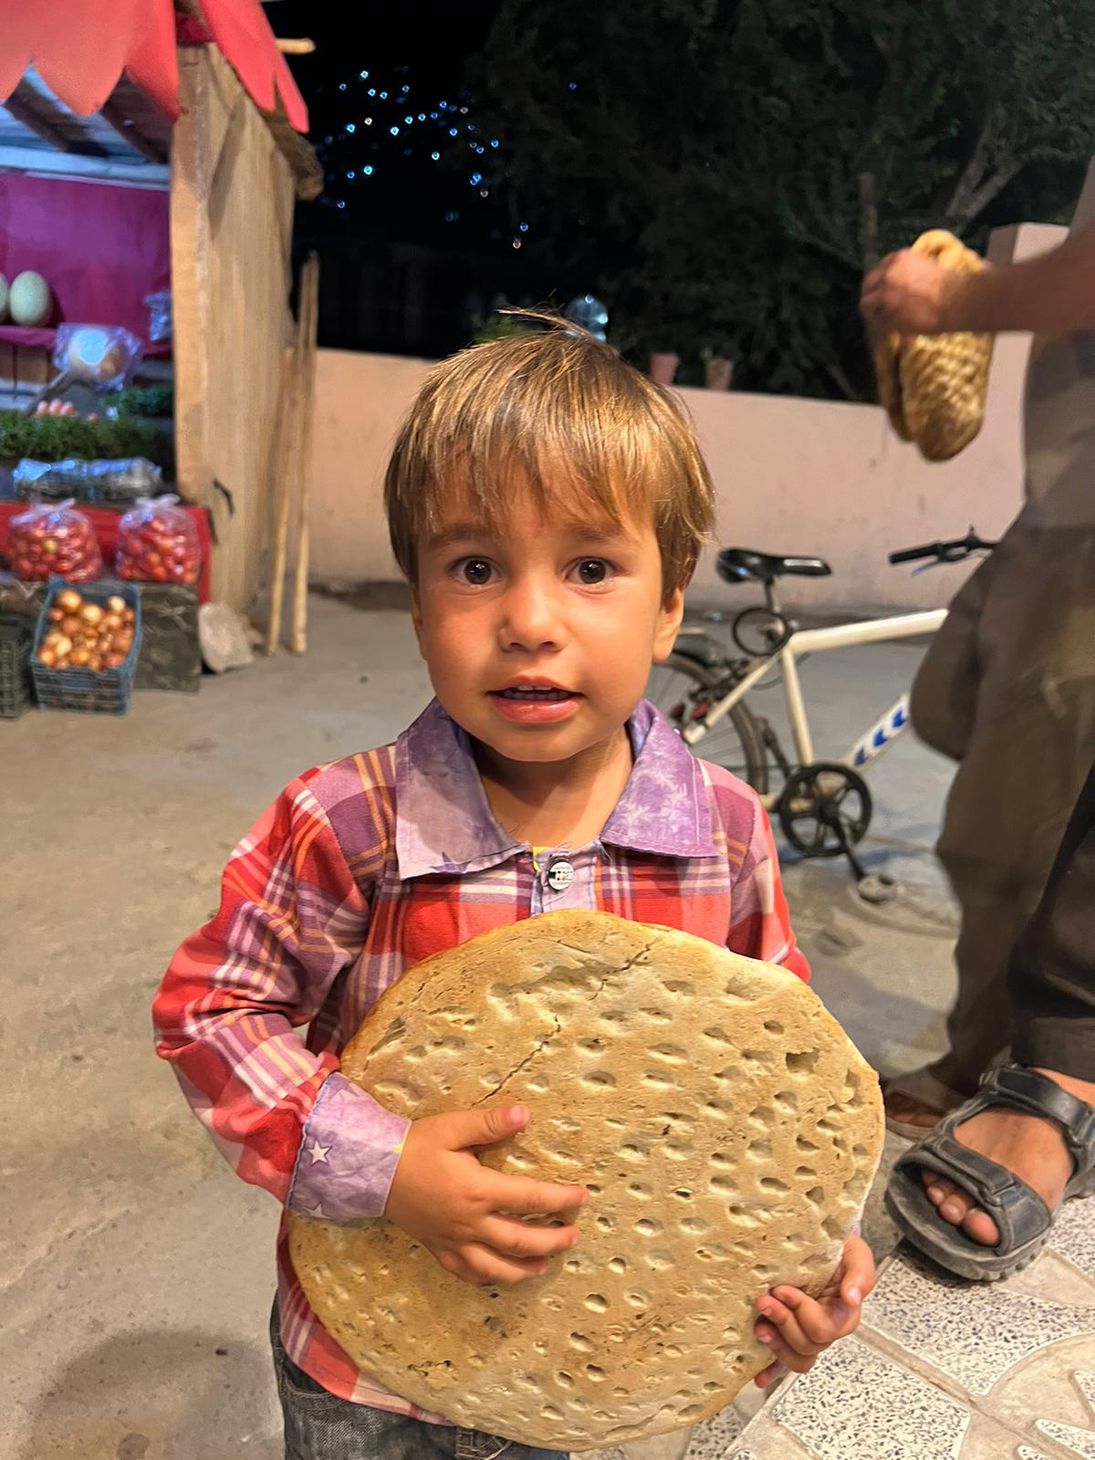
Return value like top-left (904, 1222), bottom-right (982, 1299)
top-left (289, 911), bottom-right (883, 1451)
top-left (873, 228), bottom-right (994, 462)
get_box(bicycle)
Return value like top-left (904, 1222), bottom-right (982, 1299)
top-left (646, 530), bottom-right (996, 900)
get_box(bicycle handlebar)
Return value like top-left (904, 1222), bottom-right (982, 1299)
top-left (889, 530), bottom-right (997, 566)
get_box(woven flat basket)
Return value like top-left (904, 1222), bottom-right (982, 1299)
top-left (872, 230), bottom-right (994, 462)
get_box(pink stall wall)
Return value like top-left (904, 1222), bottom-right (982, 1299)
top-left (0, 173), bottom-right (169, 347)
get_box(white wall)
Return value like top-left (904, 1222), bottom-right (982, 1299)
top-left (308, 223), bottom-right (1066, 612)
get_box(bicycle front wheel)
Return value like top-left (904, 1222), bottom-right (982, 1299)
top-left (646, 651), bottom-right (769, 793)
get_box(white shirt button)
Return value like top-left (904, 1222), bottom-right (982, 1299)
top-left (547, 859), bottom-right (574, 892)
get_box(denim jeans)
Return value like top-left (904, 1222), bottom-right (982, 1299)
top-left (270, 1304), bottom-right (569, 1460)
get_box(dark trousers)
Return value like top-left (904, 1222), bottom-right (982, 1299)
top-left (910, 512), bottom-right (1095, 1080)
top-left (1009, 763), bottom-right (1095, 1078)
top-left (270, 1304), bottom-right (568, 1460)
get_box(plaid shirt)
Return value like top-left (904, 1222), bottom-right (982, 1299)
top-left (153, 697), bottom-right (808, 1419)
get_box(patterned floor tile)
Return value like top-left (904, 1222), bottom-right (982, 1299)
top-left (1050, 1199), bottom-right (1095, 1282)
top-left (1034, 1417), bottom-right (1095, 1458)
top-left (681, 1399), bottom-right (744, 1458)
top-left (863, 1254), bottom-right (1095, 1395)
top-left (771, 1336), bottom-right (969, 1460)
top-left (1033, 1367), bottom-right (1095, 1459)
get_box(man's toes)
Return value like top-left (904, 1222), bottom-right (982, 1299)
top-left (960, 1206), bottom-right (1001, 1247)
top-left (921, 1171), bottom-right (958, 1208)
top-left (938, 1189), bottom-right (976, 1225)
top-left (916, 1166), bottom-right (1001, 1243)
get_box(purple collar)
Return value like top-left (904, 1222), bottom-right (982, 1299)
top-left (394, 697), bottom-right (718, 878)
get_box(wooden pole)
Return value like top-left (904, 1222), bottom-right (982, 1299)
top-left (290, 252), bottom-right (319, 654)
top-left (264, 339), bottom-right (297, 655)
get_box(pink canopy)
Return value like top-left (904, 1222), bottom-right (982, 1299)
top-left (0, 0), bottom-right (308, 132)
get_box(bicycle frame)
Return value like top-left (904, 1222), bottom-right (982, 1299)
top-left (679, 599), bottom-right (946, 808)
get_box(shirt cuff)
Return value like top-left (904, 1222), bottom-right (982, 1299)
top-left (287, 1072), bottom-right (411, 1221)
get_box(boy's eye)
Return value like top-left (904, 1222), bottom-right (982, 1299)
top-left (574, 558), bottom-right (611, 585)
top-left (455, 557), bottom-right (495, 585)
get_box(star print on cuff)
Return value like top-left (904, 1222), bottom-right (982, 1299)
top-left (287, 1072), bottom-right (412, 1221)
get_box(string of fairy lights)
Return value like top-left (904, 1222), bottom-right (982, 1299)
top-left (314, 66), bottom-right (531, 249)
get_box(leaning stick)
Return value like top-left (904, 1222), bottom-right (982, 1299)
top-left (265, 339), bottom-right (298, 655)
top-left (290, 252), bottom-right (319, 655)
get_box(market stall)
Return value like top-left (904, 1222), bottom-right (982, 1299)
top-left (0, 0), bottom-right (321, 716)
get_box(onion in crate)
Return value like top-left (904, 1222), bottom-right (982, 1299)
top-left (34, 587), bottom-right (137, 672)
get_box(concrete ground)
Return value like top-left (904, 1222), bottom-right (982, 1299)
top-left (0, 593), bottom-right (985, 1460)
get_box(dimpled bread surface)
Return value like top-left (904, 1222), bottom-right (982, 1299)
top-left (289, 910), bottom-right (883, 1452)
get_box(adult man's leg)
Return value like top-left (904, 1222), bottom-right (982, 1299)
top-left (889, 519), bottom-right (1095, 1130)
top-left (885, 765), bottom-right (1095, 1276)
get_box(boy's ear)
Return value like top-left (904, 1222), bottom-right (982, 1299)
top-left (652, 584), bottom-right (686, 663)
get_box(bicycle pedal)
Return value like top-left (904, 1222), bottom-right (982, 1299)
top-left (856, 872), bottom-right (900, 905)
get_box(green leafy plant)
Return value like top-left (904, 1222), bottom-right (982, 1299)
top-left (113, 385), bottom-right (174, 418)
top-left (0, 410), bottom-right (175, 475)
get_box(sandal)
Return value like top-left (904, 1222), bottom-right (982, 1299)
top-left (885, 1064), bottom-right (1095, 1281)
top-left (882, 1066), bottom-right (973, 1140)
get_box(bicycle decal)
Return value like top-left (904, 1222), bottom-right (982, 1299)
top-left (848, 697), bottom-right (910, 769)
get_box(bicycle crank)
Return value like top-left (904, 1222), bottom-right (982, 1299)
top-left (777, 762), bottom-right (873, 880)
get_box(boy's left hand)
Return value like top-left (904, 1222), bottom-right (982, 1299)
top-left (753, 1233), bottom-right (875, 1390)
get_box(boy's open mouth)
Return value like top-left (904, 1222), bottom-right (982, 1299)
top-left (490, 686), bottom-right (577, 701)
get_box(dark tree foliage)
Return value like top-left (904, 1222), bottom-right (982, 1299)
top-left (471, 0), bottom-right (1095, 396)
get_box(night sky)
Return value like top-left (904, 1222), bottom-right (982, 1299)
top-left (269, 2), bottom-right (517, 249)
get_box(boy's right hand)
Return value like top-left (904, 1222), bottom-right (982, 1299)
top-left (384, 1103), bottom-right (589, 1288)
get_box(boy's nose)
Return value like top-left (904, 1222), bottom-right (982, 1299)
top-left (498, 579), bottom-right (562, 653)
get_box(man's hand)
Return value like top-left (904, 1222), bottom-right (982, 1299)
top-left (384, 1103), bottom-right (588, 1288)
top-left (861, 249), bottom-right (966, 335)
top-left (753, 1233), bottom-right (876, 1389)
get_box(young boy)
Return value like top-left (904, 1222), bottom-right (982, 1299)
top-left (154, 318), bottom-right (874, 1460)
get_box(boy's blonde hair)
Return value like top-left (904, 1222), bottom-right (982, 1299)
top-left (385, 315), bottom-right (715, 596)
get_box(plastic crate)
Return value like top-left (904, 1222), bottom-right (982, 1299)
top-left (134, 583), bottom-right (201, 693)
top-left (30, 578), bottom-right (142, 714)
top-left (0, 613), bottom-right (32, 718)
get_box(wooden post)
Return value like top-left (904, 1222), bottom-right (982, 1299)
top-left (264, 340), bottom-right (297, 655)
top-left (169, 50), bottom-right (214, 523)
top-left (172, 47), bottom-right (305, 612)
top-left (290, 252), bottom-right (319, 654)
top-left (266, 252), bottom-right (319, 654)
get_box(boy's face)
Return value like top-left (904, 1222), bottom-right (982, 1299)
top-left (411, 479), bottom-right (685, 771)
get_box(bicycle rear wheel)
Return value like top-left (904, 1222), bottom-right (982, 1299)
top-left (646, 651), bottom-right (769, 793)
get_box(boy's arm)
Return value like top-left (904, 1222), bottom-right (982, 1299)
top-left (726, 791), bottom-right (811, 981)
top-left (152, 775), bottom-right (409, 1221)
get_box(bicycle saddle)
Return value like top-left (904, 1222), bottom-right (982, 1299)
top-left (717, 547), bottom-right (832, 584)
